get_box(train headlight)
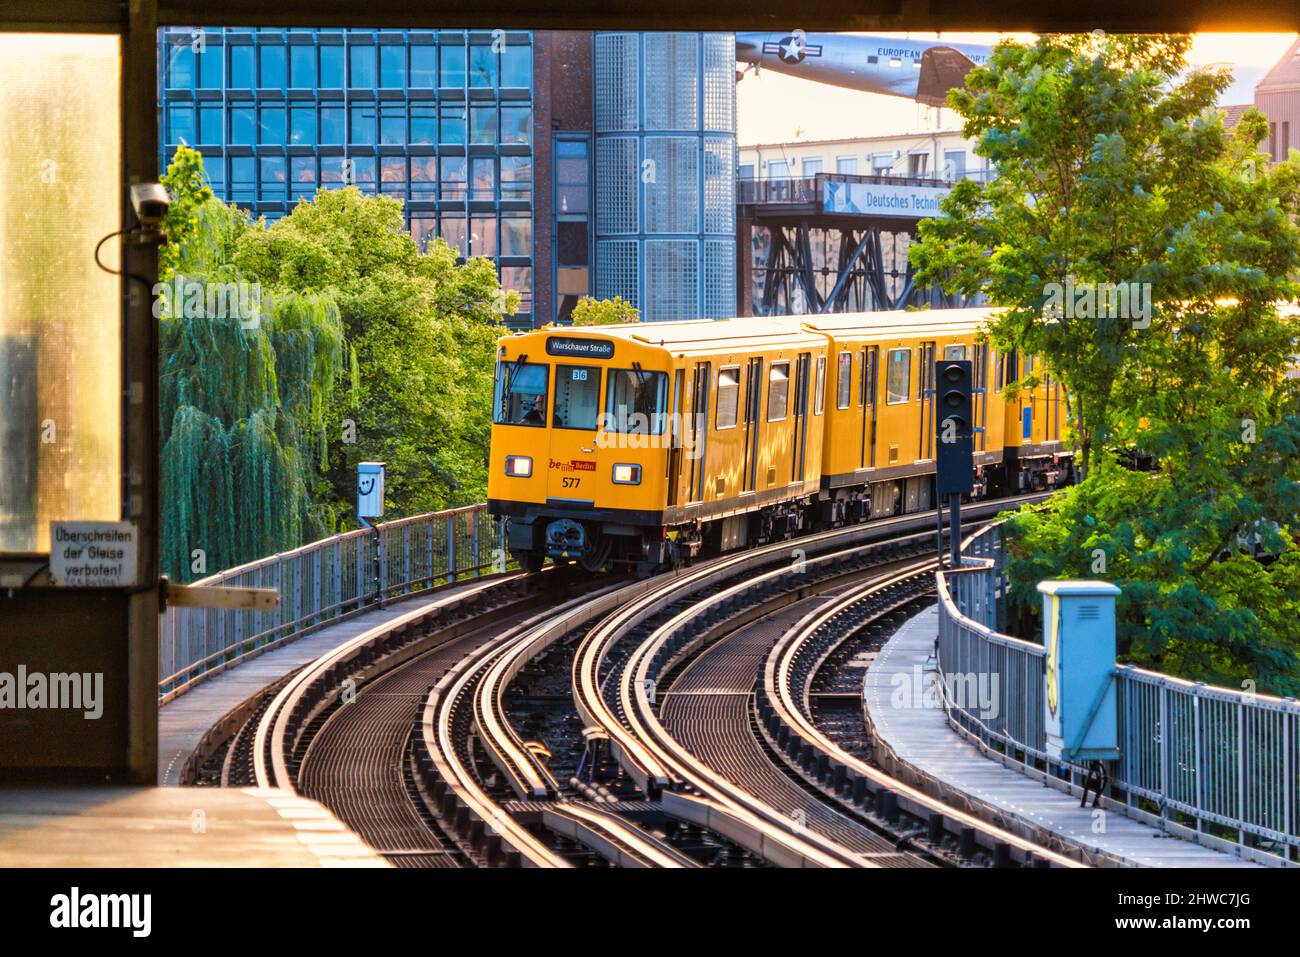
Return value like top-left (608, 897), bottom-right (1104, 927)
top-left (612, 463), bottom-right (641, 485)
top-left (505, 455), bottom-right (533, 478)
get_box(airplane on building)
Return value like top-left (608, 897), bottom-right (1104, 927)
top-left (735, 32), bottom-right (995, 106)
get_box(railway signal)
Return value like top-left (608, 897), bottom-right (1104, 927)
top-left (935, 360), bottom-right (974, 567)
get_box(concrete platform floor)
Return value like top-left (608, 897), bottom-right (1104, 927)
top-left (0, 786), bottom-right (389, 867)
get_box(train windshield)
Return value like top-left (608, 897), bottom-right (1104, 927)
top-left (604, 368), bottom-right (668, 434)
top-left (494, 360), bottom-right (549, 427)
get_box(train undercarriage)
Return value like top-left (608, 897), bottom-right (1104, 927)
top-left (502, 451), bottom-right (1074, 577)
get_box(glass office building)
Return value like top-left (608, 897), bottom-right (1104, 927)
top-left (593, 32), bottom-right (737, 321)
top-left (158, 27), bottom-right (536, 325)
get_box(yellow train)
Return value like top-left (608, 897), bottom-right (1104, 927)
top-left (488, 308), bottom-right (1070, 573)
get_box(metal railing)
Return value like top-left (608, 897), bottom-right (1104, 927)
top-left (936, 521), bottom-right (1300, 858)
top-left (159, 504), bottom-right (504, 701)
top-left (736, 169), bottom-right (996, 207)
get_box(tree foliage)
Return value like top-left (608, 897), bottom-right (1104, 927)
top-left (911, 35), bottom-right (1300, 693)
top-left (569, 295), bottom-right (640, 326)
top-left (233, 186), bottom-right (514, 519)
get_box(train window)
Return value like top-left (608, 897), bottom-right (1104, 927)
top-left (716, 367), bottom-right (740, 430)
top-left (554, 364), bottom-right (602, 430)
top-left (814, 356), bottom-right (826, 415)
top-left (604, 368), bottom-right (669, 434)
top-left (836, 352), bottom-right (852, 409)
top-left (767, 362), bottom-right (790, 422)
top-left (944, 344), bottom-right (966, 360)
top-left (493, 360), bottom-right (549, 427)
top-left (886, 349), bottom-right (911, 405)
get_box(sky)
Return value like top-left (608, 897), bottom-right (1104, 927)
top-left (737, 32), bottom-right (1298, 146)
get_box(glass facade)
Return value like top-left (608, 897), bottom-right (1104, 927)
top-left (592, 32), bottom-right (736, 322)
top-left (158, 27), bottom-right (535, 326)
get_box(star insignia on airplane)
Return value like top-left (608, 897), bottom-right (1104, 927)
top-left (763, 37), bottom-right (823, 64)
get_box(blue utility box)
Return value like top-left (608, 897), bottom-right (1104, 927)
top-left (1037, 580), bottom-right (1121, 762)
top-left (357, 461), bottom-right (386, 520)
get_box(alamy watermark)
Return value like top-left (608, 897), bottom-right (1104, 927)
top-left (0, 666), bottom-right (103, 719)
top-left (152, 274), bottom-right (262, 328)
top-left (1042, 279), bottom-right (1151, 329)
top-left (890, 664), bottom-right (999, 720)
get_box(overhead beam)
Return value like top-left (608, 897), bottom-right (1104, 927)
top-left (3, 1), bottom-right (1298, 32)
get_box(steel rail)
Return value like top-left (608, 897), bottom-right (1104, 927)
top-left (763, 563), bottom-right (1083, 868)
top-left (252, 571), bottom-right (527, 790)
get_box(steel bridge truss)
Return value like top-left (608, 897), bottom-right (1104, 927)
top-left (751, 220), bottom-right (976, 316)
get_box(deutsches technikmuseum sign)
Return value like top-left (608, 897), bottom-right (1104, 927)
top-left (823, 179), bottom-right (951, 218)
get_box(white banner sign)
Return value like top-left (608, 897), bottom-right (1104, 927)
top-left (49, 521), bottom-right (138, 587)
top-left (823, 179), bottom-right (951, 218)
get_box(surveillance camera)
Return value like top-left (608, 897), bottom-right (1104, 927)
top-left (130, 182), bottom-right (170, 227)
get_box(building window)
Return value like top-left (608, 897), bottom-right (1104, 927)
top-left (198, 46), bottom-right (222, 88)
top-left (501, 212), bottom-right (531, 257)
top-left (944, 149), bottom-right (966, 181)
top-left (440, 103), bottom-right (466, 145)
top-left (349, 104), bottom-right (376, 145)
top-left (802, 157), bottom-right (823, 176)
top-left (470, 106), bottom-right (497, 145)
top-left (470, 215), bottom-right (498, 257)
top-left (501, 155), bottom-right (531, 201)
top-left (871, 152), bottom-right (894, 175)
top-left (738, 162), bottom-right (755, 179)
top-left (290, 106), bottom-right (315, 145)
top-left (349, 45), bottom-right (376, 88)
top-left (290, 45), bottom-right (315, 87)
top-left (907, 152), bottom-right (929, 176)
top-left (380, 104), bottom-right (405, 145)
top-left (441, 213), bottom-right (467, 255)
top-left (199, 105), bottom-right (222, 144)
top-left (259, 45), bottom-right (286, 88)
top-left (291, 156), bottom-right (316, 199)
top-left (260, 156), bottom-right (286, 200)
top-left (502, 44), bottom-right (531, 87)
top-left (556, 139), bottom-right (589, 214)
top-left (319, 46), bottom-right (344, 88)
top-left (767, 159), bottom-right (789, 179)
top-left (411, 155), bottom-right (437, 199)
top-left (501, 265), bottom-right (532, 312)
top-left (167, 106), bottom-right (195, 145)
top-left (836, 155), bottom-right (858, 174)
top-left (409, 104), bottom-right (436, 144)
top-left (441, 44), bottom-right (466, 87)
top-left (411, 217), bottom-right (437, 251)
top-left (320, 106), bottom-right (344, 145)
top-left (231, 106), bottom-right (255, 145)
top-left (230, 45), bottom-right (254, 87)
top-left (440, 155), bottom-right (466, 200)
top-left (379, 45), bottom-right (406, 88)
top-left (501, 106), bottom-right (531, 146)
top-left (411, 46), bottom-right (436, 87)
top-left (470, 156), bottom-right (495, 200)
top-left (469, 44), bottom-right (496, 87)
top-left (381, 156), bottom-right (405, 195)
top-left (231, 155), bottom-right (255, 202)
top-left (259, 106), bottom-right (285, 145)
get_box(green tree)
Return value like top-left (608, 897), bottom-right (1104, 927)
top-left (911, 34), bottom-right (1300, 693)
top-left (158, 149), bottom-right (345, 581)
top-left (569, 295), bottom-right (640, 326)
top-left (234, 186), bottom-right (515, 519)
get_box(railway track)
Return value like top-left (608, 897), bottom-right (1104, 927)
top-left (209, 492), bottom-right (1071, 867)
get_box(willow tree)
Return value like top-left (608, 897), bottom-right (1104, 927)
top-left (159, 147), bottom-right (345, 581)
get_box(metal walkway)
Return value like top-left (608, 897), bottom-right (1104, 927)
top-left (864, 605), bottom-right (1263, 868)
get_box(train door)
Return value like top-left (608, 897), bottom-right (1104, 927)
top-left (686, 362), bottom-right (711, 503)
top-left (742, 357), bottom-right (762, 492)
top-left (667, 368), bottom-right (684, 507)
top-left (918, 341), bottom-right (936, 460)
top-left (973, 342), bottom-right (988, 452)
top-left (547, 363), bottom-right (604, 505)
top-left (791, 352), bottom-right (811, 482)
top-left (859, 346), bottom-right (878, 469)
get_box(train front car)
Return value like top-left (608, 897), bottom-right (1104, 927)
top-left (488, 318), bottom-right (830, 574)
top-left (488, 325), bottom-right (672, 573)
